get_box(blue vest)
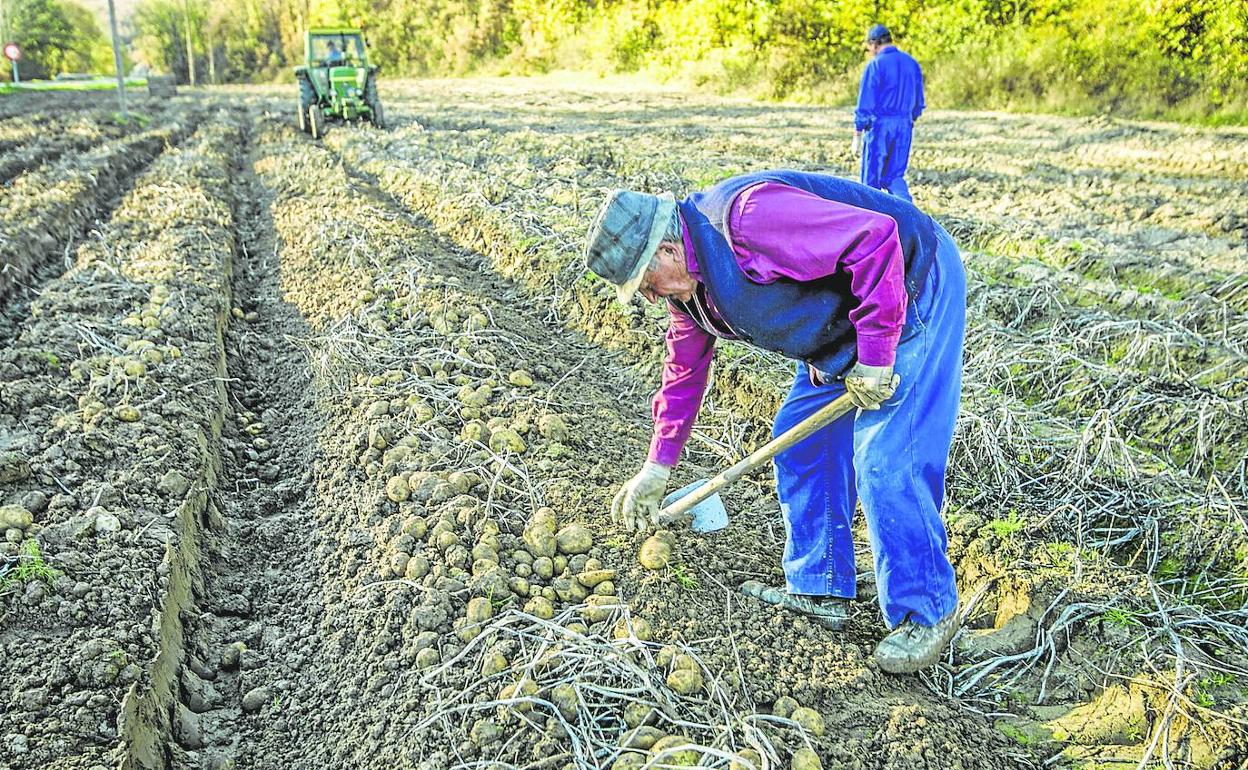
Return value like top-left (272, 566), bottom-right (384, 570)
top-left (672, 170), bottom-right (938, 378)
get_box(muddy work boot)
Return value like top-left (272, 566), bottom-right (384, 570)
top-left (873, 611), bottom-right (959, 674)
top-left (740, 580), bottom-right (849, 630)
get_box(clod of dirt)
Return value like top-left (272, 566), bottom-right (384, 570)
top-left (537, 414), bottom-right (569, 442)
top-left (508, 370), bottom-right (534, 387)
top-left (638, 536), bottom-right (672, 570)
top-left (1048, 684), bottom-right (1148, 745)
top-left (555, 524), bottom-right (592, 555)
top-left (93, 511), bottom-right (122, 533)
top-left (470, 718), bottom-right (502, 746)
top-left (791, 706), bottom-right (825, 736)
top-left (241, 685), bottom-right (271, 713)
top-left (548, 682), bottom-right (578, 719)
top-left (0, 451), bottom-right (31, 483)
top-left (792, 747), bottom-right (822, 770)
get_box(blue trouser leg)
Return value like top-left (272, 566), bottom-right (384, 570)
top-left (859, 127), bottom-right (885, 191)
top-left (860, 117), bottom-right (914, 202)
top-left (772, 224), bottom-right (965, 628)
top-left (772, 373), bottom-right (858, 599)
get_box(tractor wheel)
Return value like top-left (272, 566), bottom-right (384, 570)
top-left (308, 104), bottom-right (326, 140)
top-left (365, 75), bottom-right (386, 130)
top-left (297, 77), bottom-right (315, 134)
top-left (368, 99), bottom-right (386, 130)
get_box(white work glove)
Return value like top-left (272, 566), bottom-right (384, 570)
top-left (611, 461), bottom-right (671, 532)
top-left (844, 362), bottom-right (900, 410)
top-left (851, 132), bottom-right (862, 157)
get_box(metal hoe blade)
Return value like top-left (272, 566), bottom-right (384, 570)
top-left (661, 479), bottom-right (728, 533)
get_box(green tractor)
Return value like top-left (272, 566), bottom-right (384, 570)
top-left (294, 27), bottom-right (385, 138)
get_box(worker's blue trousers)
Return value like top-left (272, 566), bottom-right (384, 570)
top-left (861, 116), bottom-right (914, 201)
top-left (772, 223), bottom-right (964, 628)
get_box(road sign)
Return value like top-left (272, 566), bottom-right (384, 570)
top-left (3, 43), bottom-right (19, 62)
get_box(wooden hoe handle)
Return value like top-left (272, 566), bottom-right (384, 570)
top-left (656, 392), bottom-right (858, 525)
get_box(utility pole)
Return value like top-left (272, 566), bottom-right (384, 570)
top-left (107, 0), bottom-right (127, 118)
top-left (183, 0), bottom-right (196, 86)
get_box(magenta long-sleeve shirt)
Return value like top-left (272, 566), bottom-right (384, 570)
top-left (649, 181), bottom-right (908, 466)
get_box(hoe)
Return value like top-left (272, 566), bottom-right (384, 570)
top-left (295, 27), bottom-right (386, 139)
top-left (657, 392), bottom-right (857, 532)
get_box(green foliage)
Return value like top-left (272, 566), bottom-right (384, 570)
top-left (987, 511), bottom-right (1025, 538)
top-left (668, 562), bottom-right (700, 590)
top-left (1100, 607), bottom-right (1138, 628)
top-left (0, 539), bottom-right (61, 594)
top-left (125, 0), bottom-right (1247, 122)
top-left (5, 0), bottom-right (111, 80)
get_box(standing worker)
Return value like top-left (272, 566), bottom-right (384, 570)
top-left (584, 170), bottom-right (965, 673)
top-left (854, 24), bottom-right (925, 202)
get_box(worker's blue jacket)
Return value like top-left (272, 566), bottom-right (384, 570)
top-left (854, 46), bottom-right (924, 131)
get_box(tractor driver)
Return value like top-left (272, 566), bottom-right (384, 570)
top-left (324, 41), bottom-right (345, 67)
top-left (583, 171), bottom-right (967, 674)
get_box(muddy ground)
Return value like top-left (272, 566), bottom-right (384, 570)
top-left (1, 80), bottom-right (1246, 770)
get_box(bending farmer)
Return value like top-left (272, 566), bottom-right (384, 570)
top-left (855, 24), bottom-right (925, 201)
top-left (584, 171), bottom-right (965, 673)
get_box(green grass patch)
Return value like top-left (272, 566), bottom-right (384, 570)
top-left (0, 77), bottom-right (147, 94)
top-left (0, 539), bottom-right (60, 593)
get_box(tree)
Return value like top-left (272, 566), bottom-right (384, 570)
top-left (7, 0), bottom-right (108, 79)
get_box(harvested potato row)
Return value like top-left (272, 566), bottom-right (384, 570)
top-left (321, 103), bottom-right (1248, 763)
top-left (240, 113), bottom-right (833, 769)
top-left (0, 111), bottom-right (203, 302)
top-left (0, 111), bottom-right (243, 769)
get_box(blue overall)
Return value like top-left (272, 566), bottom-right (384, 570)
top-left (772, 222), bottom-right (964, 629)
top-left (855, 46), bottom-right (925, 202)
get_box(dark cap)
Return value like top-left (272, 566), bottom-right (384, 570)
top-left (584, 189), bottom-right (676, 303)
top-left (866, 24), bottom-right (891, 43)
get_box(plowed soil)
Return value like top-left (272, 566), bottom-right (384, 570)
top-left (1, 81), bottom-right (1245, 770)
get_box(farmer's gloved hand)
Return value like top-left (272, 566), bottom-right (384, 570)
top-left (852, 132), bottom-right (863, 156)
top-left (844, 363), bottom-right (900, 410)
top-left (611, 461), bottom-right (671, 532)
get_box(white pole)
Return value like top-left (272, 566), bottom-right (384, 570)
top-left (107, 0), bottom-right (126, 117)
top-left (183, 0), bottom-right (196, 86)
top-left (0, 0), bottom-right (13, 84)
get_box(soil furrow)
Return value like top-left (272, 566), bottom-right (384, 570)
top-left (164, 117), bottom-right (329, 769)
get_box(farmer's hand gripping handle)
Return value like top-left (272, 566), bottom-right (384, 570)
top-left (656, 392), bottom-right (858, 526)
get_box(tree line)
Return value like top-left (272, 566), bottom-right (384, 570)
top-left (4, 0), bottom-right (1246, 123)
top-left (1, 0), bottom-right (112, 80)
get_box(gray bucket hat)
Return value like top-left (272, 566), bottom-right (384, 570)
top-left (584, 189), bottom-right (677, 304)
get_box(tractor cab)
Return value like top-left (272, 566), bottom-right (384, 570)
top-left (294, 27), bottom-right (385, 138)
